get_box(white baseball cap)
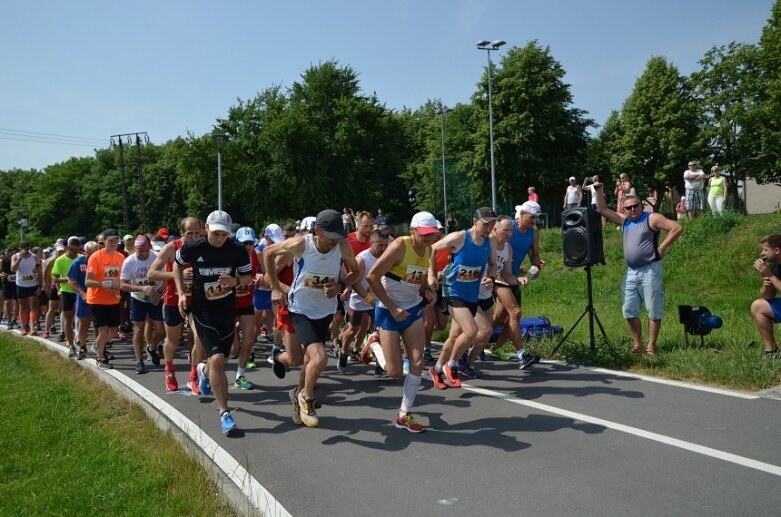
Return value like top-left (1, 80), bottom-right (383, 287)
top-left (515, 201), bottom-right (541, 217)
top-left (410, 211), bottom-right (440, 235)
top-left (299, 216), bottom-right (316, 232)
top-left (264, 223), bottom-right (285, 243)
top-left (206, 210), bottom-right (232, 233)
top-left (569, 176), bottom-right (576, 182)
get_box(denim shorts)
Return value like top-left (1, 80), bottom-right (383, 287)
top-left (768, 298), bottom-right (781, 323)
top-left (621, 261), bottom-right (664, 320)
top-left (130, 297), bottom-right (163, 323)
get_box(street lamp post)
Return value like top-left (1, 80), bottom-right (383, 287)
top-left (211, 132), bottom-right (228, 211)
top-left (18, 211), bottom-right (27, 244)
top-left (477, 39), bottom-right (506, 212)
top-left (436, 105), bottom-right (452, 233)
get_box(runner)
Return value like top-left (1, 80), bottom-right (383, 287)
top-left (337, 229), bottom-right (389, 373)
top-left (365, 211), bottom-right (440, 433)
top-left (264, 209), bottom-right (359, 428)
top-left (68, 241), bottom-right (99, 360)
top-left (10, 241), bottom-right (43, 336)
top-left (1, 248), bottom-right (19, 329)
top-left (84, 229), bottom-right (125, 369)
top-left (428, 208), bottom-right (497, 389)
top-left (231, 226), bottom-right (260, 390)
top-left (51, 236), bottom-right (81, 355)
top-left (120, 235), bottom-right (164, 374)
top-left (42, 242), bottom-right (66, 339)
top-left (174, 210), bottom-right (252, 435)
top-left (148, 217), bottom-right (204, 393)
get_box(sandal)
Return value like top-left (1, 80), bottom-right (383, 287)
top-left (630, 346), bottom-right (644, 354)
top-left (645, 348), bottom-right (656, 356)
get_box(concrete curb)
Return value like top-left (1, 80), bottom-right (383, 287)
top-left (1, 327), bottom-right (292, 517)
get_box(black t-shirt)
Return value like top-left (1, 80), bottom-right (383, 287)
top-left (175, 237), bottom-right (251, 312)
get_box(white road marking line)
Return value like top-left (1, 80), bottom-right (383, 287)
top-left (465, 385), bottom-right (781, 477)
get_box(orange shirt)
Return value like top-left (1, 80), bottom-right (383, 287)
top-left (86, 249), bottom-right (124, 305)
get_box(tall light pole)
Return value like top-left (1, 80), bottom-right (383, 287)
top-left (18, 210), bottom-right (27, 244)
top-left (436, 105), bottom-right (452, 232)
top-left (211, 132), bottom-right (228, 211)
top-left (477, 39), bottom-right (506, 211)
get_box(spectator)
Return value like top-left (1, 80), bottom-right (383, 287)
top-left (707, 165), bottom-right (728, 215)
top-left (563, 177), bottom-right (582, 209)
top-left (750, 234), bottom-right (781, 361)
top-left (683, 160), bottom-right (706, 219)
top-left (446, 213), bottom-right (459, 234)
top-left (615, 173), bottom-right (635, 216)
top-left (375, 208), bottom-right (389, 229)
top-left (527, 186), bottom-right (540, 203)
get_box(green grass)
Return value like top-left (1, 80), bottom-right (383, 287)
top-left (514, 211), bottom-right (781, 391)
top-left (0, 334), bottom-right (237, 516)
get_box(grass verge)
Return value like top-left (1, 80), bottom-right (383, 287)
top-left (0, 333), bottom-right (237, 516)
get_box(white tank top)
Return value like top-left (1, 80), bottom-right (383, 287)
top-left (478, 240), bottom-right (510, 299)
top-left (349, 248), bottom-right (378, 311)
top-left (15, 254), bottom-right (39, 287)
top-left (289, 234), bottom-right (343, 319)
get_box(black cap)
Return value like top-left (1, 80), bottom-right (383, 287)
top-left (474, 207), bottom-right (498, 223)
top-left (315, 209), bottom-right (347, 240)
top-left (103, 228), bottom-right (120, 239)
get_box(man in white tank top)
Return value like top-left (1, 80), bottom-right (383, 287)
top-left (11, 241), bottom-right (42, 336)
top-left (265, 209), bottom-right (359, 428)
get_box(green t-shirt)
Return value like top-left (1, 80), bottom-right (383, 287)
top-left (51, 253), bottom-right (81, 294)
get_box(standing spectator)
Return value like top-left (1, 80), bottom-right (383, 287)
top-left (375, 208), bottom-right (389, 230)
top-left (614, 173), bottom-right (635, 216)
top-left (593, 181), bottom-right (683, 356)
top-left (683, 160), bottom-right (706, 219)
top-left (446, 213), bottom-right (459, 234)
top-left (342, 208), bottom-right (354, 233)
top-left (707, 165), bottom-right (728, 215)
top-left (750, 234), bottom-right (781, 361)
top-left (563, 177), bottom-right (582, 209)
top-left (527, 186), bottom-right (540, 203)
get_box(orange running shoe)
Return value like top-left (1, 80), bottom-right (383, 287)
top-left (443, 363), bottom-right (462, 388)
top-left (395, 413), bottom-right (425, 433)
top-left (429, 366), bottom-right (449, 390)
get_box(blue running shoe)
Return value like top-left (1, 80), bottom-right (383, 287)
top-left (220, 411), bottom-right (237, 435)
top-left (233, 375), bottom-right (254, 390)
top-left (197, 363), bottom-right (212, 396)
top-left (518, 351), bottom-right (540, 370)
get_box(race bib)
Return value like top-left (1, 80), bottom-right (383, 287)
top-left (183, 280), bottom-right (193, 294)
top-left (303, 271), bottom-right (334, 290)
top-left (456, 265), bottom-right (481, 282)
top-left (402, 264), bottom-right (426, 285)
top-left (8, 274), bottom-right (16, 282)
top-left (236, 283), bottom-right (252, 297)
top-left (21, 274), bottom-right (35, 281)
top-left (104, 266), bottom-right (120, 279)
top-left (204, 280), bottom-right (231, 301)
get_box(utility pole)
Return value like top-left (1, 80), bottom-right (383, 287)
top-left (111, 131), bottom-right (148, 235)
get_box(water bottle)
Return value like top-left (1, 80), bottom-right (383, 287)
top-left (528, 265), bottom-right (539, 283)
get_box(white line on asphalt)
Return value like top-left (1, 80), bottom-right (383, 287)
top-left (465, 385), bottom-right (781, 477)
top-left (12, 329), bottom-right (292, 517)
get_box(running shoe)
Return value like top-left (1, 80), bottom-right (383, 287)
top-left (146, 345), bottom-right (161, 367)
top-left (186, 377), bottom-right (201, 395)
top-left (7, 320), bottom-right (15, 329)
top-left (104, 351), bottom-right (114, 361)
top-left (350, 350), bottom-right (362, 363)
top-left (332, 337), bottom-right (342, 358)
top-left (42, 331), bottom-right (49, 339)
top-left (336, 353), bottom-right (348, 374)
top-left (360, 332), bottom-right (379, 365)
top-left (478, 350), bottom-right (486, 362)
top-left (271, 348), bottom-right (286, 379)
top-left (429, 366), bottom-right (448, 390)
top-left (233, 375), bottom-right (254, 390)
top-left (77, 347), bottom-right (87, 360)
top-left (135, 361), bottom-right (146, 375)
top-left (96, 358), bottom-right (112, 370)
top-left (19, 328), bottom-right (28, 336)
top-left (423, 348), bottom-right (435, 362)
top-left (28, 328), bottom-right (38, 337)
top-left (266, 346), bottom-right (282, 364)
top-left (402, 357), bottom-right (410, 376)
top-left (165, 371), bottom-right (179, 392)
top-left (220, 411), bottom-right (238, 435)
top-left (518, 351), bottom-right (540, 370)
top-left (395, 413), bottom-right (425, 433)
top-left (58, 332), bottom-right (66, 342)
top-left (374, 364), bottom-right (387, 378)
top-left (68, 344), bottom-right (78, 358)
top-left (490, 347), bottom-right (513, 361)
top-left (289, 387), bottom-right (303, 426)
top-left (117, 331), bottom-right (127, 341)
top-left (442, 363), bottom-right (462, 388)
top-left (197, 362), bottom-right (212, 396)
top-left (246, 353), bottom-right (256, 370)
top-left (458, 358), bottom-right (481, 379)
top-left (297, 392), bottom-right (319, 428)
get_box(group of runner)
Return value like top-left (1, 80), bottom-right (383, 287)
top-left (0, 202), bottom-right (546, 435)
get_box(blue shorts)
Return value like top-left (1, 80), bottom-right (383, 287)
top-left (622, 261), bottom-right (664, 320)
top-left (130, 297), bottom-right (163, 323)
top-left (375, 304), bottom-right (422, 333)
top-left (76, 296), bottom-right (92, 319)
top-left (253, 288), bottom-right (272, 311)
top-left (768, 298), bottom-right (781, 323)
top-left (163, 304), bottom-right (190, 327)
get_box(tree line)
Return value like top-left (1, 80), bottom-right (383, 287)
top-left (2, 2), bottom-right (779, 246)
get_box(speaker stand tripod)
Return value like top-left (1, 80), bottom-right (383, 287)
top-left (550, 265), bottom-right (617, 357)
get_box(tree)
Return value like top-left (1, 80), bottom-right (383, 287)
top-left (618, 56), bottom-right (701, 210)
top-left (472, 41), bottom-right (593, 213)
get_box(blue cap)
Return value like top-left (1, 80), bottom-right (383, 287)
top-left (235, 226), bottom-right (256, 244)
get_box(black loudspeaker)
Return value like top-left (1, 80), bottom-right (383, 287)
top-left (562, 208), bottom-right (604, 267)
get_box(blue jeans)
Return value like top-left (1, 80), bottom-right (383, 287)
top-left (621, 261), bottom-right (664, 320)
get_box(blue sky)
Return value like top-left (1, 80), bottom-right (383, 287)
top-left (0, 0), bottom-right (774, 170)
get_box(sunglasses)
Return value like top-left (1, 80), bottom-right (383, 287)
top-left (624, 203), bottom-right (641, 211)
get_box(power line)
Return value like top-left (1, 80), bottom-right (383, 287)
top-left (0, 135), bottom-right (100, 148)
top-left (0, 128), bottom-right (106, 144)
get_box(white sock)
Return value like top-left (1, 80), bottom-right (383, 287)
top-left (370, 342), bottom-right (386, 369)
top-left (400, 373), bottom-right (421, 415)
top-left (447, 359), bottom-right (458, 368)
top-left (236, 366), bottom-right (246, 379)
